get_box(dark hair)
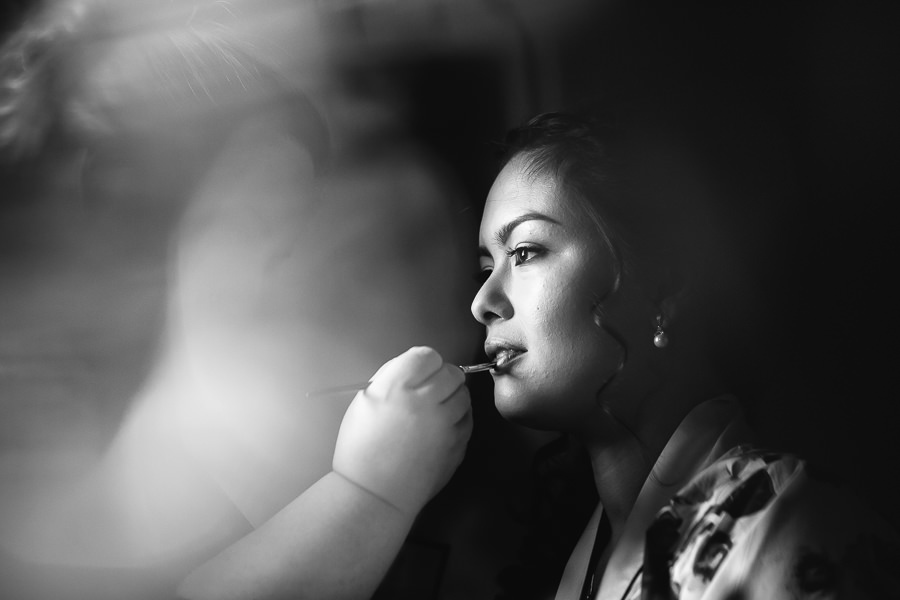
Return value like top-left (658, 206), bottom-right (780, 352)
top-left (498, 112), bottom-right (694, 302)
top-left (497, 111), bottom-right (746, 357)
top-left (504, 114), bottom-right (625, 281)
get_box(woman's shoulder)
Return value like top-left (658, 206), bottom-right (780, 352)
top-left (639, 444), bottom-right (900, 599)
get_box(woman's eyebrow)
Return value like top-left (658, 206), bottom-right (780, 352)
top-left (478, 212), bottom-right (561, 258)
top-left (486, 211), bottom-right (561, 251)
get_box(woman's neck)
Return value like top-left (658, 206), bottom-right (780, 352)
top-left (581, 432), bottom-right (656, 538)
top-left (583, 349), bottom-right (731, 534)
top-left (578, 385), bottom-right (705, 535)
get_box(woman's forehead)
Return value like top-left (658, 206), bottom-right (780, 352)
top-left (481, 161), bottom-right (557, 221)
top-left (479, 159), bottom-right (595, 243)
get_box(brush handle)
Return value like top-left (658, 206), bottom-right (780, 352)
top-left (458, 361), bottom-right (497, 374)
top-left (306, 361), bottom-right (497, 398)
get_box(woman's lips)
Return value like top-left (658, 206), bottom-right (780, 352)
top-left (489, 347), bottom-right (526, 371)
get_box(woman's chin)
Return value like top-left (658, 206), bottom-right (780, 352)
top-left (490, 379), bottom-right (520, 408)
top-left (493, 389), bottom-right (546, 426)
top-left (492, 389), bottom-right (523, 416)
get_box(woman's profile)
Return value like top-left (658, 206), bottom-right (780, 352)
top-left (470, 111), bottom-right (898, 600)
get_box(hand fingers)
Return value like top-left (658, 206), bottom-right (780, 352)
top-left (371, 346), bottom-right (443, 389)
top-left (413, 363), bottom-right (466, 403)
top-left (455, 409), bottom-right (473, 443)
top-left (399, 346), bottom-right (445, 387)
top-left (449, 409), bottom-right (473, 465)
top-left (442, 385), bottom-right (472, 425)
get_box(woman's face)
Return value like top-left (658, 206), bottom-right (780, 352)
top-left (471, 156), bottom-right (626, 430)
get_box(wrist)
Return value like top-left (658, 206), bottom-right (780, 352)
top-left (330, 469), bottom-right (420, 518)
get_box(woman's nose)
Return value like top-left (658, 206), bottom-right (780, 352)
top-left (470, 272), bottom-right (512, 325)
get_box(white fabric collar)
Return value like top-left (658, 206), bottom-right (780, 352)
top-left (555, 395), bottom-right (753, 600)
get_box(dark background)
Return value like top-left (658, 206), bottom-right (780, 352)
top-left (385, 0), bottom-right (900, 514)
top-left (388, 2), bottom-right (900, 594)
top-left (361, 2), bottom-right (900, 595)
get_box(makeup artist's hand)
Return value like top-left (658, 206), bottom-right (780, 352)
top-left (332, 346), bottom-right (472, 515)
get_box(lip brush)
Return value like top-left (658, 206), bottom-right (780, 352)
top-left (305, 361), bottom-right (497, 398)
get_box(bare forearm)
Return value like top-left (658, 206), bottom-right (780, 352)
top-left (176, 471), bottom-right (416, 600)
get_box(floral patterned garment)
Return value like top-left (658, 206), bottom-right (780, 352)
top-left (625, 446), bottom-right (900, 600)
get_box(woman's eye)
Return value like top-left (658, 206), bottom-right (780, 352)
top-left (510, 245), bottom-right (540, 266)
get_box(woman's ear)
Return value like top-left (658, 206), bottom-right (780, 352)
top-left (655, 266), bottom-right (688, 326)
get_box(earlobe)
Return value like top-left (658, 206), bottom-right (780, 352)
top-left (652, 282), bottom-right (683, 348)
top-left (654, 267), bottom-right (688, 323)
top-left (652, 273), bottom-right (691, 346)
top-left (653, 314), bottom-right (669, 348)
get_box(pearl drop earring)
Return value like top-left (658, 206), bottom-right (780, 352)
top-left (653, 314), bottom-right (669, 348)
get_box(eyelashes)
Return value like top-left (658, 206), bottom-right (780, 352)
top-left (506, 244), bottom-right (538, 267)
top-left (505, 243), bottom-right (543, 266)
top-left (475, 243), bottom-right (544, 284)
